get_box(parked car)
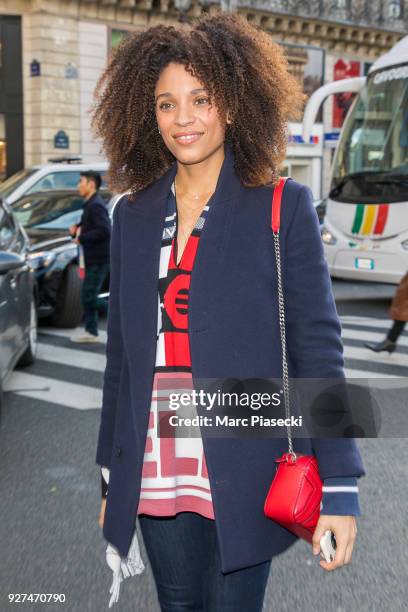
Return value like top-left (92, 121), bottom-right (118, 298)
top-left (0, 156), bottom-right (108, 206)
top-left (0, 199), bottom-right (38, 417)
top-left (10, 189), bottom-right (113, 328)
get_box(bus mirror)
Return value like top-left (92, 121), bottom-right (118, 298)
top-left (302, 77), bottom-right (366, 143)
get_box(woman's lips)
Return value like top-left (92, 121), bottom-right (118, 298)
top-left (173, 133), bottom-right (203, 145)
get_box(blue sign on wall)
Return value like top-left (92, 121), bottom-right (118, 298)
top-left (324, 132), bottom-right (340, 142)
top-left (288, 134), bottom-right (320, 144)
top-left (30, 59), bottom-right (41, 77)
top-left (324, 131), bottom-right (341, 148)
top-left (54, 130), bottom-right (69, 149)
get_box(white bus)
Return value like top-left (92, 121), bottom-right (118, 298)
top-left (303, 36), bottom-right (408, 284)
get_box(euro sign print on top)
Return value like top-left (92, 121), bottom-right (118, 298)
top-left (136, 180), bottom-right (214, 519)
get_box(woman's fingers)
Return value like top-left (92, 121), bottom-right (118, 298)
top-left (319, 530), bottom-right (348, 571)
top-left (320, 522), bottom-right (357, 571)
top-left (312, 522), bottom-right (327, 556)
top-left (314, 515), bottom-right (357, 572)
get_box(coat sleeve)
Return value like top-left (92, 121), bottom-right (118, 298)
top-left (95, 195), bottom-right (126, 468)
top-left (282, 184), bottom-right (366, 480)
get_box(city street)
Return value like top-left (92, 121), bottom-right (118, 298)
top-left (0, 282), bottom-right (407, 612)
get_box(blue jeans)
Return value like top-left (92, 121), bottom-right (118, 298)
top-left (81, 263), bottom-right (109, 335)
top-left (138, 512), bottom-right (271, 612)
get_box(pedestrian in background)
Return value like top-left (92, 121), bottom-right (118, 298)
top-left (365, 271), bottom-right (408, 352)
top-left (69, 170), bottom-right (110, 343)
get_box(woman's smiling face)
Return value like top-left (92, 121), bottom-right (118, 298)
top-left (154, 62), bottom-right (227, 164)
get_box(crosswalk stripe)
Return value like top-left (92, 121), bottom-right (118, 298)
top-left (339, 316), bottom-right (408, 377)
top-left (340, 316), bottom-right (407, 334)
top-left (39, 327), bottom-right (108, 344)
top-left (342, 345), bottom-right (408, 368)
top-left (341, 328), bottom-right (408, 347)
top-left (4, 371), bottom-right (102, 409)
top-left (8, 316), bottom-right (402, 411)
top-left (41, 319), bottom-right (408, 346)
top-left (35, 342), bottom-right (408, 379)
top-left (343, 369), bottom-right (408, 386)
top-left (343, 368), bottom-right (405, 379)
top-left (37, 342), bottom-right (106, 372)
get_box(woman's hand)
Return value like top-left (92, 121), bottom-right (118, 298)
top-left (312, 515), bottom-right (357, 571)
top-left (98, 498), bottom-right (107, 529)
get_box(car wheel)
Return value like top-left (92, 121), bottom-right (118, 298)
top-left (51, 264), bottom-right (83, 328)
top-left (18, 293), bottom-right (38, 367)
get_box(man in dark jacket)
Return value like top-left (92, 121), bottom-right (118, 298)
top-left (69, 170), bottom-right (110, 343)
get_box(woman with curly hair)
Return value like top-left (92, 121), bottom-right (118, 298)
top-left (94, 12), bottom-right (365, 610)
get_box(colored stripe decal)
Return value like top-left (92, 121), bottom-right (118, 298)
top-left (361, 204), bottom-right (376, 235)
top-left (322, 486), bottom-right (359, 493)
top-left (373, 203), bottom-right (389, 234)
top-left (351, 204), bottom-right (364, 234)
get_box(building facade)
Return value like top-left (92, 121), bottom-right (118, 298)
top-left (0, 0), bottom-right (405, 194)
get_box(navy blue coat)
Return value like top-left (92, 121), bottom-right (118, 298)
top-left (95, 143), bottom-right (365, 572)
top-left (77, 192), bottom-right (111, 266)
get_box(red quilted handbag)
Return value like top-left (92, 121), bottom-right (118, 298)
top-left (263, 177), bottom-right (323, 543)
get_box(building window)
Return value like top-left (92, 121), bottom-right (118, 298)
top-left (388, 0), bottom-right (403, 18)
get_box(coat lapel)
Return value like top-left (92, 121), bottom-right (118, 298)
top-left (120, 162), bottom-right (177, 400)
top-left (120, 144), bottom-right (243, 427)
top-left (188, 143), bottom-right (243, 332)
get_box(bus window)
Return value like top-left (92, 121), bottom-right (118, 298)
top-left (331, 70), bottom-right (408, 203)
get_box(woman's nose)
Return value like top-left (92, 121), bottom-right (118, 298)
top-left (174, 101), bottom-right (195, 125)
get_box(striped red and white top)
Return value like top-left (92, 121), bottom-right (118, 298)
top-left (136, 180), bottom-right (214, 519)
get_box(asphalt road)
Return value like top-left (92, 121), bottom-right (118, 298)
top-left (0, 281), bottom-right (407, 612)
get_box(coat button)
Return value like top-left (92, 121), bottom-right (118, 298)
top-left (115, 445), bottom-right (122, 457)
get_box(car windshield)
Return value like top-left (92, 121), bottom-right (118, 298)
top-left (331, 65), bottom-right (408, 203)
top-left (25, 171), bottom-right (108, 193)
top-left (0, 169), bottom-right (37, 199)
top-left (12, 194), bottom-right (85, 230)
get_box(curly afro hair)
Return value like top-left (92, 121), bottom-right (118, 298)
top-left (91, 12), bottom-right (305, 196)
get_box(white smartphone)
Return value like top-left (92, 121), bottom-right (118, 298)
top-left (319, 530), bottom-right (337, 563)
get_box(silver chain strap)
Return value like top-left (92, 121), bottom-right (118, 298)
top-left (272, 228), bottom-right (295, 459)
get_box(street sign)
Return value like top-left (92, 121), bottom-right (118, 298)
top-left (54, 130), bottom-right (69, 149)
top-left (30, 59), bottom-right (41, 77)
top-left (324, 131), bottom-right (340, 148)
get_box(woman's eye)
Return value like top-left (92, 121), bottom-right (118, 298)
top-left (158, 97), bottom-right (209, 110)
